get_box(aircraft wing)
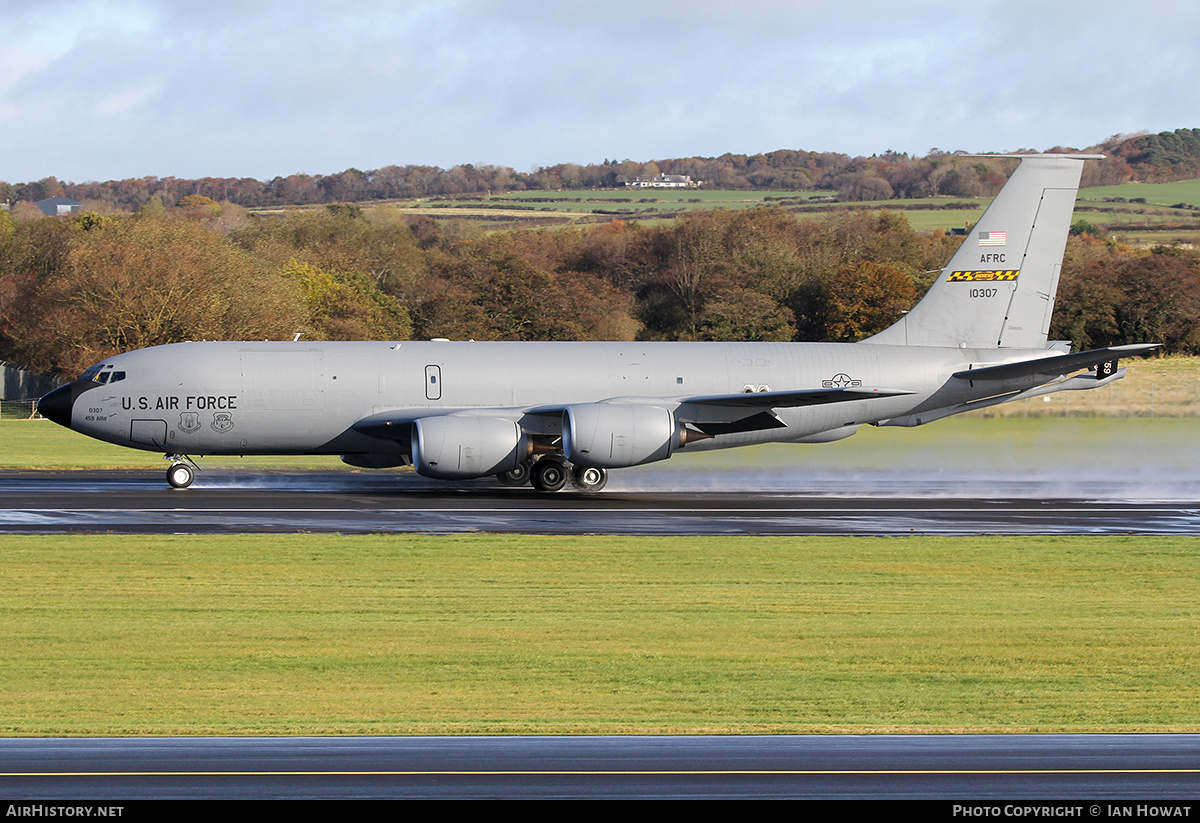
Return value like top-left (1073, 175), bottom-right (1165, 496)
top-left (672, 386), bottom-right (913, 435)
top-left (352, 386), bottom-right (914, 440)
top-left (352, 408), bottom-right (485, 440)
top-left (953, 344), bottom-right (1159, 382)
top-left (676, 386), bottom-right (913, 409)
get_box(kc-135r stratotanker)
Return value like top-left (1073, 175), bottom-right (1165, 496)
top-left (39, 155), bottom-right (1156, 491)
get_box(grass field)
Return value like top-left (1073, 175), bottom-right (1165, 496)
top-left (1073, 180), bottom-right (1200, 244)
top-left (382, 178), bottom-right (1200, 243)
top-left (0, 417), bottom-right (349, 471)
top-left (407, 188), bottom-right (990, 232)
top-left (1078, 178), bottom-right (1200, 209)
top-left (1, 533), bottom-right (1198, 736)
top-left (969, 354), bottom-right (1200, 418)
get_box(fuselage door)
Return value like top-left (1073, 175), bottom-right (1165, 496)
top-left (130, 418), bottom-right (168, 448)
top-left (425, 365), bottom-right (442, 401)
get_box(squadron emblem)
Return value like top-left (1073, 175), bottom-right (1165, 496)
top-left (210, 412), bottom-right (235, 434)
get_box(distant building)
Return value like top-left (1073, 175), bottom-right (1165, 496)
top-left (626, 174), bottom-right (697, 189)
top-left (33, 196), bottom-right (82, 216)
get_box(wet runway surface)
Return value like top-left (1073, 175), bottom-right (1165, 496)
top-left (3, 734), bottom-right (1199, 799)
top-left (1, 469), bottom-right (1199, 534)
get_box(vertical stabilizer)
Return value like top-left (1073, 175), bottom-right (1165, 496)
top-left (866, 154), bottom-right (1099, 348)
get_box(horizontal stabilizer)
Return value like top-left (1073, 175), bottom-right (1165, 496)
top-left (953, 344), bottom-right (1159, 381)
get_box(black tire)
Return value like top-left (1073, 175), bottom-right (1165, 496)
top-left (572, 465), bottom-right (608, 492)
top-left (167, 463), bottom-right (194, 489)
top-left (531, 458), bottom-right (568, 492)
top-left (497, 460), bottom-right (533, 487)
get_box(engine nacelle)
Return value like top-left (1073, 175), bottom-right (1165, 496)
top-left (411, 416), bottom-right (528, 479)
top-left (562, 403), bottom-right (681, 469)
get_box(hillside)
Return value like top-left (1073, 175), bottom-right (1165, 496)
top-left (5, 130), bottom-right (1200, 213)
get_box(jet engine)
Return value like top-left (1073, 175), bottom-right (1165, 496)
top-left (411, 416), bottom-right (529, 479)
top-left (562, 403), bottom-right (684, 469)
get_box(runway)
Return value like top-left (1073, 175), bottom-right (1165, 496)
top-left (1, 469), bottom-right (1198, 534)
top-left (2, 734), bottom-right (1199, 800)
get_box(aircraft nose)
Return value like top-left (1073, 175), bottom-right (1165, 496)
top-left (38, 383), bottom-right (76, 428)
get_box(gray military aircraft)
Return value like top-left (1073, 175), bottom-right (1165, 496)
top-left (38, 154), bottom-right (1156, 491)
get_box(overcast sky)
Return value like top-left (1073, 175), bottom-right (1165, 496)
top-left (2, 0), bottom-right (1197, 183)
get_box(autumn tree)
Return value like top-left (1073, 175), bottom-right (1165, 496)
top-left (824, 261), bottom-right (918, 342)
top-left (430, 234), bottom-right (637, 341)
top-left (1114, 248), bottom-right (1200, 351)
top-left (177, 194), bottom-right (221, 216)
top-left (284, 260), bottom-right (412, 341)
top-left (2, 215), bottom-right (306, 375)
top-left (697, 287), bottom-right (795, 341)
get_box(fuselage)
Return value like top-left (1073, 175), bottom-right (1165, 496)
top-left (42, 339), bottom-right (1051, 459)
top-left (33, 155), bottom-right (1132, 492)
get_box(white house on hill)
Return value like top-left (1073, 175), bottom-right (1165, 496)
top-left (626, 174), bottom-right (696, 188)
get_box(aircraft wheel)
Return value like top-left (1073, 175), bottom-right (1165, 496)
top-left (496, 460), bottom-right (533, 487)
top-left (572, 465), bottom-right (608, 492)
top-left (167, 462), bottom-right (194, 489)
top-left (531, 457), bottom-right (568, 493)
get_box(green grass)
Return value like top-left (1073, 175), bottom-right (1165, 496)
top-left (5, 415), bottom-right (1197, 478)
top-left (1079, 178), bottom-right (1200, 209)
top-left (0, 418), bottom-right (342, 471)
top-left (0, 533), bottom-right (1197, 736)
top-left (411, 188), bottom-right (990, 232)
top-left (286, 178), bottom-right (1200, 242)
top-left (472, 188), bottom-right (832, 209)
top-left (969, 354), bottom-right (1200, 418)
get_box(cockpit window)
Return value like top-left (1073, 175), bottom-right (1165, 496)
top-left (79, 364), bottom-right (124, 384)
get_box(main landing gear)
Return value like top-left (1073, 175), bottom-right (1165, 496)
top-left (572, 464), bottom-right (608, 493)
top-left (164, 455), bottom-right (199, 489)
top-left (496, 460), bottom-right (532, 487)
top-left (531, 457), bottom-right (569, 492)
top-left (497, 457), bottom-right (608, 493)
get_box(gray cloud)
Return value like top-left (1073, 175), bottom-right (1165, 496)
top-left (1, 0), bottom-right (1197, 182)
